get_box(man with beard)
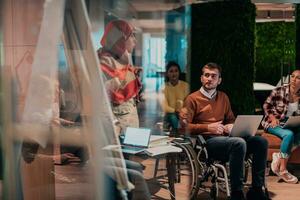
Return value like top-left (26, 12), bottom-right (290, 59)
top-left (180, 63), bottom-right (268, 200)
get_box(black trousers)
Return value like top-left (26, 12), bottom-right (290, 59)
top-left (206, 136), bottom-right (268, 192)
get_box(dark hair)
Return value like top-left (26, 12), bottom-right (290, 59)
top-left (202, 62), bottom-right (222, 77)
top-left (165, 61), bottom-right (181, 82)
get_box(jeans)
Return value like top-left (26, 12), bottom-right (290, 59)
top-left (267, 126), bottom-right (300, 158)
top-left (164, 113), bottom-right (179, 129)
top-left (206, 136), bottom-right (268, 192)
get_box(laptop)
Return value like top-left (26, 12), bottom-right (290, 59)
top-left (121, 127), bottom-right (151, 154)
top-left (230, 115), bottom-right (263, 138)
top-left (282, 116), bottom-right (300, 129)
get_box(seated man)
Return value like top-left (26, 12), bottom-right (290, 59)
top-left (180, 63), bottom-right (268, 200)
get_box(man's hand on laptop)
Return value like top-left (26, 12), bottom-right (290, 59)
top-left (208, 122), bottom-right (224, 135)
top-left (224, 124), bottom-right (233, 135)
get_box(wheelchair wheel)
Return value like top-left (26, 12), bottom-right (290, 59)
top-left (172, 140), bottom-right (201, 199)
top-left (216, 166), bottom-right (230, 194)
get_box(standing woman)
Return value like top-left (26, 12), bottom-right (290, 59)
top-left (161, 61), bottom-right (189, 130)
top-left (262, 69), bottom-right (300, 184)
top-left (98, 20), bottom-right (150, 200)
top-left (98, 20), bottom-right (142, 132)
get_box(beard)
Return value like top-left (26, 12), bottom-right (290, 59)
top-left (203, 83), bottom-right (217, 90)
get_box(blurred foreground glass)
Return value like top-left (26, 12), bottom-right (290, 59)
top-left (0, 0), bottom-right (130, 199)
top-left (1, 0), bottom-right (194, 199)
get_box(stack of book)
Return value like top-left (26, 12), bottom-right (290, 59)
top-left (148, 135), bottom-right (169, 148)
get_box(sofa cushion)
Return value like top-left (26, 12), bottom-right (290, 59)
top-left (261, 132), bottom-right (281, 149)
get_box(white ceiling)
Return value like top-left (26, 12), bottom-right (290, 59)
top-left (114, 1), bottom-right (296, 32)
top-left (129, 0), bottom-right (182, 12)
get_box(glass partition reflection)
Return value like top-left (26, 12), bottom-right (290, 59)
top-left (0, 0), bottom-right (298, 200)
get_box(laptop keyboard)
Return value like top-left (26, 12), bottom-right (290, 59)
top-left (122, 146), bottom-right (144, 151)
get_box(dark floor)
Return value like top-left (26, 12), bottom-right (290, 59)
top-left (54, 86), bottom-right (300, 200)
top-left (54, 160), bottom-right (300, 200)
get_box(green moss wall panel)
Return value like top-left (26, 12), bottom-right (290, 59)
top-left (255, 22), bottom-right (296, 85)
top-left (296, 4), bottom-right (300, 69)
top-left (190, 0), bottom-right (255, 114)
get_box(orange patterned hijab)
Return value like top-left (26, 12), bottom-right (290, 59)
top-left (99, 20), bottom-right (134, 59)
top-left (98, 20), bottom-right (141, 104)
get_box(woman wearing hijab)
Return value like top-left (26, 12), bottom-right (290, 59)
top-left (98, 19), bottom-right (142, 133)
top-left (98, 20), bottom-right (150, 200)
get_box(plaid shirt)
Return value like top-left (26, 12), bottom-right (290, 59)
top-left (261, 85), bottom-right (290, 129)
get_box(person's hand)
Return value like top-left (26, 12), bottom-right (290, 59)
top-left (175, 108), bottom-right (181, 114)
top-left (224, 124), bottom-right (234, 135)
top-left (268, 115), bottom-right (279, 128)
top-left (179, 107), bottom-right (188, 128)
top-left (134, 66), bottom-right (143, 75)
top-left (107, 77), bottom-right (121, 91)
top-left (293, 95), bottom-right (300, 103)
top-left (60, 118), bottom-right (75, 126)
top-left (52, 118), bottom-right (75, 126)
top-left (207, 121), bottom-right (224, 135)
top-left (52, 118), bottom-right (61, 126)
top-left (179, 107), bottom-right (188, 120)
top-left (175, 100), bottom-right (183, 113)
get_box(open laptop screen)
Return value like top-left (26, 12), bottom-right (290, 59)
top-left (230, 115), bottom-right (263, 137)
top-left (123, 127), bottom-right (151, 147)
top-left (282, 116), bottom-right (300, 129)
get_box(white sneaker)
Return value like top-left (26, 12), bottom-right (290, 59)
top-left (279, 170), bottom-right (298, 184)
top-left (271, 152), bottom-right (280, 175)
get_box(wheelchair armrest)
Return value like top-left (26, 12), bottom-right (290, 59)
top-left (196, 135), bottom-right (206, 147)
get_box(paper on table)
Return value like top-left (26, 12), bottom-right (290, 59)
top-left (149, 135), bottom-right (170, 147)
top-left (145, 145), bottom-right (182, 157)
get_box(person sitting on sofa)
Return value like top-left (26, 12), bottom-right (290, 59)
top-left (262, 69), bottom-right (300, 184)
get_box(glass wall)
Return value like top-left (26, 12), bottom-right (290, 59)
top-left (0, 0), bottom-right (192, 199)
top-left (0, 0), bottom-right (298, 200)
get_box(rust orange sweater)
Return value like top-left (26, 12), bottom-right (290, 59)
top-left (183, 90), bottom-right (235, 134)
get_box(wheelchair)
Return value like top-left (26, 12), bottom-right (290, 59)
top-left (151, 123), bottom-right (228, 199)
top-left (171, 134), bottom-right (270, 200)
top-left (171, 135), bottom-right (230, 200)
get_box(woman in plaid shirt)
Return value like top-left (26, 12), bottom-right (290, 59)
top-left (262, 70), bottom-right (300, 184)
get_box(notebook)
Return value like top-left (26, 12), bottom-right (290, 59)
top-left (230, 115), bottom-right (263, 138)
top-left (121, 127), bottom-right (151, 154)
top-left (282, 116), bottom-right (300, 129)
